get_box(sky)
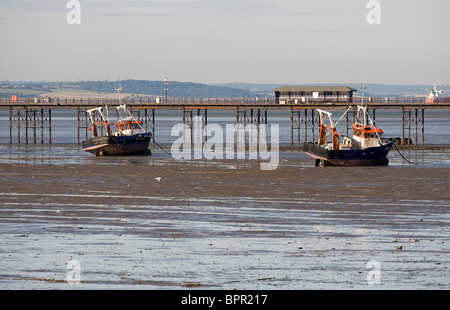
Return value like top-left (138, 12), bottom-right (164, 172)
top-left (0, 0), bottom-right (449, 85)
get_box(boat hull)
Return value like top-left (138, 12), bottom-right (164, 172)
top-left (82, 133), bottom-right (152, 156)
top-left (303, 140), bottom-right (394, 166)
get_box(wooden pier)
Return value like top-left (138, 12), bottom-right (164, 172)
top-left (1, 96), bottom-right (450, 146)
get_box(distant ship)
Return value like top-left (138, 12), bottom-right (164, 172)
top-left (303, 106), bottom-right (393, 166)
top-left (82, 104), bottom-right (152, 156)
top-left (425, 86), bottom-right (444, 103)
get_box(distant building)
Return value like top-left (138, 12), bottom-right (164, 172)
top-left (273, 86), bottom-right (357, 103)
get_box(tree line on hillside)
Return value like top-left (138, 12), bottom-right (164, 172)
top-left (76, 80), bottom-right (254, 97)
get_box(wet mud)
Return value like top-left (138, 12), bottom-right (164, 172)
top-left (0, 150), bottom-right (449, 289)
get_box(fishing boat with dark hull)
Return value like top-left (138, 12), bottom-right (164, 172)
top-left (303, 140), bottom-right (393, 166)
top-left (82, 133), bottom-right (152, 156)
top-left (303, 106), bottom-right (393, 166)
top-left (82, 105), bottom-right (152, 156)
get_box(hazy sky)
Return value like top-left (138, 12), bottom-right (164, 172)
top-left (0, 0), bottom-right (449, 85)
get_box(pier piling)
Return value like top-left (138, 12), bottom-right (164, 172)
top-left (401, 108), bottom-right (424, 145)
top-left (1, 97), bottom-right (446, 146)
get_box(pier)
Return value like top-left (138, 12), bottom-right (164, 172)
top-left (1, 96), bottom-right (450, 146)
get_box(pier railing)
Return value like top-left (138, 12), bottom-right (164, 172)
top-left (1, 96), bottom-right (450, 108)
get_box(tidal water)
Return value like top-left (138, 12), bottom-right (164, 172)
top-left (1, 108), bottom-right (450, 145)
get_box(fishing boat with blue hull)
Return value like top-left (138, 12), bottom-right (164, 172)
top-left (82, 105), bottom-right (152, 156)
top-left (303, 106), bottom-right (394, 166)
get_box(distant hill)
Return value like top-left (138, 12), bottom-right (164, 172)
top-left (0, 80), bottom-right (254, 98)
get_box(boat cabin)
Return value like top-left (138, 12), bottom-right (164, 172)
top-left (115, 117), bottom-right (144, 136)
top-left (351, 106), bottom-right (384, 148)
top-left (114, 105), bottom-right (145, 136)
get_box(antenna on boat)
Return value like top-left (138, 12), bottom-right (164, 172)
top-left (115, 80), bottom-right (122, 104)
top-left (360, 73), bottom-right (366, 105)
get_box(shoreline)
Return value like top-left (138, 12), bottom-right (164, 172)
top-left (2, 143), bottom-right (450, 151)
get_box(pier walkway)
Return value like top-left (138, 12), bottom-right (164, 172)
top-left (1, 96), bottom-right (450, 109)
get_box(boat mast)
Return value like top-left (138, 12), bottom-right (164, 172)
top-left (360, 73), bottom-right (366, 104)
top-left (360, 75), bottom-right (367, 127)
top-left (115, 80), bottom-right (122, 105)
top-left (360, 83), bottom-right (366, 105)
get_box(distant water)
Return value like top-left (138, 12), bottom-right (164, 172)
top-left (1, 108), bottom-right (450, 145)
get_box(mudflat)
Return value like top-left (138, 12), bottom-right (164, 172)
top-left (0, 155), bottom-right (449, 289)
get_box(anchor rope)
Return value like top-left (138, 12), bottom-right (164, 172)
top-left (153, 139), bottom-right (171, 155)
top-left (393, 142), bottom-right (416, 165)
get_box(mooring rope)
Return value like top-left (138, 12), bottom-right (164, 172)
top-left (393, 142), bottom-right (416, 165)
top-left (153, 139), bottom-right (172, 155)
